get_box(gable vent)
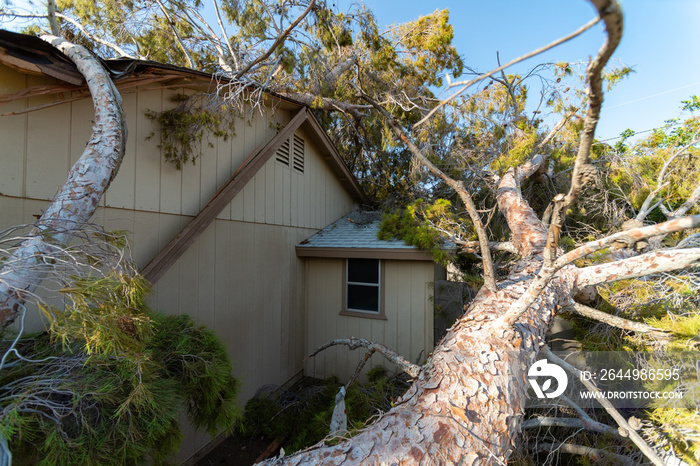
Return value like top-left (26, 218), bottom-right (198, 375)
top-left (275, 137), bottom-right (291, 165)
top-left (292, 134), bottom-right (304, 173)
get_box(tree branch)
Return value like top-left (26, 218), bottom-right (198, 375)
top-left (306, 338), bottom-right (421, 378)
top-left (212, 0), bottom-right (239, 70)
top-left (521, 416), bottom-right (622, 437)
top-left (496, 153), bottom-right (549, 256)
top-left (543, 347), bottom-right (666, 466)
top-left (671, 183), bottom-right (700, 219)
top-left (234, 0), bottom-right (316, 79)
top-left (0, 36), bottom-right (126, 329)
top-left (575, 248), bottom-right (700, 289)
top-left (46, 0), bottom-right (59, 36)
top-left (565, 302), bottom-right (670, 337)
top-left (544, 0), bottom-right (623, 265)
top-left (153, 0), bottom-right (195, 68)
top-left (55, 13), bottom-right (136, 58)
top-left (413, 15), bottom-right (600, 129)
top-left (637, 133), bottom-right (700, 221)
top-left (555, 214), bottom-right (700, 268)
top-left (534, 442), bottom-right (637, 466)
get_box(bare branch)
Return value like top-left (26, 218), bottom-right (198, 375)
top-left (672, 183), bottom-right (700, 219)
top-left (543, 347), bottom-right (666, 466)
top-left (535, 111), bottom-right (575, 153)
top-left (413, 16), bottom-right (600, 129)
top-left (55, 13), bottom-right (136, 58)
top-left (637, 133), bottom-right (700, 221)
top-left (345, 350), bottom-right (375, 390)
top-left (46, 0), bottom-right (59, 36)
top-left (212, 0), bottom-right (238, 70)
top-left (575, 248), bottom-right (700, 289)
top-left (181, 5), bottom-right (233, 73)
top-left (534, 442), bottom-right (637, 466)
top-left (234, 0), bottom-right (316, 79)
top-left (521, 416), bottom-right (622, 437)
top-left (153, 0), bottom-right (195, 68)
top-left (565, 302), bottom-right (670, 338)
top-left (556, 214), bottom-right (700, 268)
top-left (306, 338), bottom-right (421, 378)
top-left (459, 241), bottom-right (519, 255)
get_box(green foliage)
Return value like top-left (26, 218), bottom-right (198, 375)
top-left (379, 199), bottom-right (462, 266)
top-left (240, 368), bottom-right (408, 453)
top-left (648, 409), bottom-right (700, 464)
top-left (41, 272), bottom-right (154, 355)
top-left (0, 273), bottom-right (240, 465)
top-left (149, 314), bottom-right (240, 436)
top-left (145, 93), bottom-right (235, 169)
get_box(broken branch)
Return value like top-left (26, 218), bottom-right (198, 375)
top-left (565, 302), bottom-right (670, 338)
top-left (306, 338), bottom-right (421, 378)
top-left (543, 347), bottom-right (666, 466)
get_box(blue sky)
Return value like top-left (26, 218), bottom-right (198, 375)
top-left (363, 0), bottom-right (700, 141)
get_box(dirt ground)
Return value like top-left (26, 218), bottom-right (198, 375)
top-left (195, 435), bottom-right (272, 466)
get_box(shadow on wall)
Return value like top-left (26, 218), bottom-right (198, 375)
top-left (433, 279), bottom-right (477, 343)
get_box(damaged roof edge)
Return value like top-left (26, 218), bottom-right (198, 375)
top-left (0, 29), bottom-right (308, 108)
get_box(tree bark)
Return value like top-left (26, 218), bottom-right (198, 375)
top-left (0, 36), bottom-right (126, 329)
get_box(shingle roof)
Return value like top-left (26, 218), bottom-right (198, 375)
top-left (297, 211), bottom-right (419, 250)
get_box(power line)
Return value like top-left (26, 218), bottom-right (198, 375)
top-left (594, 121), bottom-right (684, 144)
top-left (605, 81), bottom-right (700, 110)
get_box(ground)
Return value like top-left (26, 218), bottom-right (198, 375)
top-left (195, 436), bottom-right (272, 466)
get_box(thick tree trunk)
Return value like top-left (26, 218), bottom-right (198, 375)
top-left (0, 36), bottom-right (126, 329)
top-left (264, 257), bottom-right (576, 465)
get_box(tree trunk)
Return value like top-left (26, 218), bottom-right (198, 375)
top-left (0, 35), bottom-right (126, 329)
top-left (264, 259), bottom-right (577, 465)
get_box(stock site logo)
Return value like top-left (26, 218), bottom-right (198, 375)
top-left (528, 359), bottom-right (568, 398)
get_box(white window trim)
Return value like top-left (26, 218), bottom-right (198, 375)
top-left (340, 258), bottom-right (386, 320)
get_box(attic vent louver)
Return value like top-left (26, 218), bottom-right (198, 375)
top-left (292, 134), bottom-right (304, 173)
top-left (275, 137), bottom-right (290, 165)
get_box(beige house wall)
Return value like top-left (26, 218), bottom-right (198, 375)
top-left (304, 257), bottom-right (434, 382)
top-left (0, 64), bottom-right (357, 460)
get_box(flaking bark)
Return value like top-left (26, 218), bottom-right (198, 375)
top-left (0, 36), bottom-right (126, 329)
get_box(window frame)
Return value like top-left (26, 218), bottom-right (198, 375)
top-left (340, 258), bottom-right (387, 320)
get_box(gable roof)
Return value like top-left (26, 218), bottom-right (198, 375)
top-left (296, 211), bottom-right (433, 261)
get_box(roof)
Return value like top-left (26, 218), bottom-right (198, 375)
top-left (296, 211), bottom-right (434, 261)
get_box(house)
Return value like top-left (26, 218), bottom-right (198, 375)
top-left (0, 30), bottom-right (439, 463)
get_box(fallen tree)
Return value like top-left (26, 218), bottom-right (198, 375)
top-left (258, 1), bottom-right (697, 464)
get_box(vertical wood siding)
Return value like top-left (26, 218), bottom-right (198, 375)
top-left (304, 258), bottom-right (435, 382)
top-left (0, 66), bottom-right (357, 462)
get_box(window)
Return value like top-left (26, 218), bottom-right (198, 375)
top-left (341, 258), bottom-right (385, 319)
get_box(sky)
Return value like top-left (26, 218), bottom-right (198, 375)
top-left (362, 0), bottom-right (700, 142)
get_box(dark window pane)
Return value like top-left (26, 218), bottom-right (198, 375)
top-left (347, 284), bottom-right (379, 312)
top-left (348, 258), bottom-right (379, 284)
